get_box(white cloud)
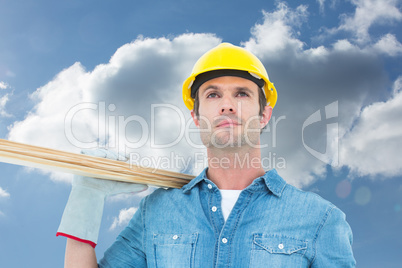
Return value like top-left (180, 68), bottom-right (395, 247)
top-left (0, 81), bottom-right (11, 117)
top-left (317, 0), bottom-right (339, 14)
top-left (7, 62), bottom-right (88, 157)
top-left (109, 207), bottom-right (137, 231)
top-left (317, 0), bottom-right (326, 14)
top-left (244, 2), bottom-right (308, 57)
top-left (0, 81), bottom-right (8, 89)
top-left (372, 33), bottom-right (402, 56)
top-left (393, 75), bottom-right (402, 94)
top-left (338, 0), bottom-right (402, 43)
top-left (0, 93), bottom-right (11, 117)
top-left (0, 187), bottom-right (10, 198)
top-left (332, 39), bottom-right (358, 51)
top-left (340, 76), bottom-right (402, 177)
top-left (337, 0), bottom-right (402, 43)
top-left (0, 183), bottom-right (10, 219)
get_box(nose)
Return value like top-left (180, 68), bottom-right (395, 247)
top-left (219, 96), bottom-right (237, 115)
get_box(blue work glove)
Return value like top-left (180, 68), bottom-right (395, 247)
top-left (56, 149), bottom-right (148, 247)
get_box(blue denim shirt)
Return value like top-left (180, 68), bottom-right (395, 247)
top-left (99, 169), bottom-right (356, 267)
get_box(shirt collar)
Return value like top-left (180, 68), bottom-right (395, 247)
top-left (182, 168), bottom-right (286, 197)
top-left (181, 168), bottom-right (208, 193)
top-left (259, 168), bottom-right (286, 197)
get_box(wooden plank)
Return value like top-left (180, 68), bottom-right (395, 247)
top-left (0, 139), bottom-right (194, 188)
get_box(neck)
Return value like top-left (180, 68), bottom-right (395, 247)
top-left (206, 146), bottom-right (265, 190)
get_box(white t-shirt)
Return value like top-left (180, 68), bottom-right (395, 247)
top-left (220, 189), bottom-right (242, 221)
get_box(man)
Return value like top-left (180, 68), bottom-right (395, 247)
top-left (57, 43), bottom-right (356, 267)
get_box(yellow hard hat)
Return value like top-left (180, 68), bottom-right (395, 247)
top-left (182, 42), bottom-right (277, 110)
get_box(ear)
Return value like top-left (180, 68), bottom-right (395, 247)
top-left (191, 109), bottom-right (200, 127)
top-left (260, 105), bottom-right (272, 129)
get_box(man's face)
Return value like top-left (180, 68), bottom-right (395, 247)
top-left (191, 76), bottom-right (271, 149)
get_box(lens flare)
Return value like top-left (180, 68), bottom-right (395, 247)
top-left (354, 186), bottom-right (371, 206)
top-left (336, 180), bottom-right (352, 199)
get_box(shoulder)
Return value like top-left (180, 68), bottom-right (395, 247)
top-left (285, 183), bottom-right (334, 206)
top-left (142, 187), bottom-right (190, 208)
top-left (283, 184), bottom-right (338, 210)
top-left (280, 182), bottom-right (346, 221)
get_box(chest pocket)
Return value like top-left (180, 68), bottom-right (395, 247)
top-left (250, 234), bottom-right (308, 268)
top-left (153, 233), bottom-right (198, 268)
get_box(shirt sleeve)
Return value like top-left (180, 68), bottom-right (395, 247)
top-left (98, 197), bottom-right (148, 267)
top-left (311, 206), bottom-right (356, 267)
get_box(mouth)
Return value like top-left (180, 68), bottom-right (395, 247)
top-left (216, 119), bottom-right (240, 128)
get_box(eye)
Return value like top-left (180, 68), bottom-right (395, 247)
top-left (237, 91), bottom-right (249, 97)
top-left (206, 92), bottom-right (219, 98)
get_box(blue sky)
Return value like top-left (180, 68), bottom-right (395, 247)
top-left (0, 0), bottom-right (401, 267)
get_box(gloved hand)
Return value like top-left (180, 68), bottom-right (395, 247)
top-left (56, 149), bottom-right (148, 247)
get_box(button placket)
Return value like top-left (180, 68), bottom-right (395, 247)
top-left (207, 182), bottom-right (222, 225)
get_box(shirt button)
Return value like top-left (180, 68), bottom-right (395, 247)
top-left (172, 235), bottom-right (178, 240)
top-left (211, 206), bottom-right (217, 212)
top-left (222, 238), bottom-right (228, 244)
top-left (207, 184), bottom-right (212, 189)
top-left (278, 243), bottom-right (284, 249)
